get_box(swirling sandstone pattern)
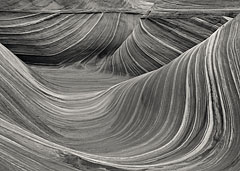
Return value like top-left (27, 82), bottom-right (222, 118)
top-left (1, 0), bottom-right (240, 170)
top-left (0, 10), bottom-right (236, 76)
top-left (1, 5), bottom-right (240, 170)
top-left (0, 0), bottom-right (151, 11)
top-left (1, 0), bottom-right (240, 76)
top-left (0, 12), bottom-right (140, 66)
top-left (99, 15), bottom-right (233, 76)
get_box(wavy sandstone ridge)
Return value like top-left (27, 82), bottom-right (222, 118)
top-left (1, 0), bottom-right (239, 76)
top-left (0, 0), bottom-right (154, 11)
top-left (98, 15), bottom-right (233, 76)
top-left (0, 12), bottom-right (140, 66)
top-left (0, 10), bottom-right (235, 76)
top-left (1, 11), bottom-right (240, 171)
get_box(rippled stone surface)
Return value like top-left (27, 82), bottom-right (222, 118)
top-left (1, 0), bottom-right (240, 171)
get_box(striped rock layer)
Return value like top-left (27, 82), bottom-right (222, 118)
top-left (153, 0), bottom-right (240, 10)
top-left (151, 0), bottom-right (240, 17)
top-left (0, 12), bottom-right (140, 66)
top-left (0, 10), bottom-right (236, 76)
top-left (98, 15), bottom-right (233, 76)
top-left (0, 0), bottom-right (154, 11)
top-left (0, 11), bottom-right (240, 171)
